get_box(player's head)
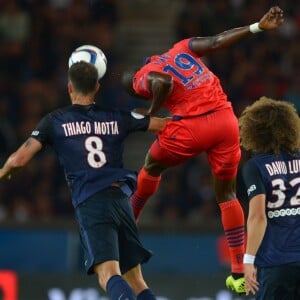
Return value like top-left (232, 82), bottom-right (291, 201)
top-left (121, 68), bottom-right (138, 97)
top-left (239, 96), bottom-right (300, 155)
top-left (68, 61), bottom-right (99, 97)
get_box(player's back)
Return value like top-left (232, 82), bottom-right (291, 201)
top-left (134, 38), bottom-right (231, 116)
top-left (46, 104), bottom-right (144, 207)
top-left (251, 151), bottom-right (300, 267)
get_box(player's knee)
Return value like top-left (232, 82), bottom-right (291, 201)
top-left (216, 190), bottom-right (236, 203)
top-left (214, 175), bottom-right (237, 202)
top-left (214, 165), bottom-right (237, 179)
top-left (144, 165), bottom-right (161, 176)
top-left (144, 157), bottom-right (167, 176)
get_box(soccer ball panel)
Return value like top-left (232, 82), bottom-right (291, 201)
top-left (68, 45), bottom-right (107, 79)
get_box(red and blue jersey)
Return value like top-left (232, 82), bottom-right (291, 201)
top-left (133, 38), bottom-right (231, 117)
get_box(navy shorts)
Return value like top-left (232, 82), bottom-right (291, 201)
top-left (256, 262), bottom-right (300, 300)
top-left (75, 186), bottom-right (152, 274)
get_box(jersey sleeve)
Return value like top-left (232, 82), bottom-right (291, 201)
top-left (30, 114), bottom-right (54, 146)
top-left (174, 38), bottom-right (191, 51)
top-left (242, 159), bottom-right (266, 201)
top-left (121, 111), bottom-right (150, 133)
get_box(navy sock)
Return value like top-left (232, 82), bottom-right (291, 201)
top-left (137, 288), bottom-right (156, 300)
top-left (106, 275), bottom-right (136, 300)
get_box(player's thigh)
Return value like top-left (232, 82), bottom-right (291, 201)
top-left (257, 264), bottom-right (300, 300)
top-left (149, 120), bottom-right (202, 167)
top-left (75, 189), bottom-right (121, 275)
top-left (206, 112), bottom-right (241, 179)
top-left (117, 198), bottom-right (153, 274)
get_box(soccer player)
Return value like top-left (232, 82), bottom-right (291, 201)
top-left (0, 61), bottom-right (168, 300)
top-left (121, 6), bottom-right (284, 293)
top-left (239, 97), bottom-right (300, 298)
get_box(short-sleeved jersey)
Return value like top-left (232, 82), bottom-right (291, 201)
top-left (242, 151), bottom-right (300, 267)
top-left (31, 104), bottom-right (150, 208)
top-left (133, 38), bottom-right (231, 117)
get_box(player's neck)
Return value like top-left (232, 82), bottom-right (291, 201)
top-left (72, 96), bottom-right (95, 106)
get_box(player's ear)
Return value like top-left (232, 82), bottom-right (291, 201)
top-left (121, 69), bottom-right (136, 96)
top-left (95, 82), bottom-right (100, 92)
top-left (68, 82), bottom-right (73, 94)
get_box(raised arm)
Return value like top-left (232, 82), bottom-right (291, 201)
top-left (0, 137), bottom-right (42, 180)
top-left (190, 6), bottom-right (284, 57)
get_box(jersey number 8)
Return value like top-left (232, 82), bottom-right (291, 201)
top-left (85, 136), bottom-right (107, 168)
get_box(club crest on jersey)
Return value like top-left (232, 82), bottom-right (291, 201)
top-left (247, 184), bottom-right (257, 196)
top-left (130, 112), bottom-right (145, 119)
top-left (31, 130), bottom-right (39, 136)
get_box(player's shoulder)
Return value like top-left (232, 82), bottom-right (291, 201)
top-left (172, 38), bottom-right (193, 53)
top-left (93, 105), bottom-right (134, 121)
top-left (173, 38), bottom-right (191, 48)
top-left (49, 104), bottom-right (114, 115)
top-left (242, 154), bottom-right (266, 178)
top-left (243, 157), bottom-right (257, 172)
top-left (48, 105), bottom-right (73, 117)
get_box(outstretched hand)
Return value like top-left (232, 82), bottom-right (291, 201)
top-left (259, 6), bottom-right (284, 30)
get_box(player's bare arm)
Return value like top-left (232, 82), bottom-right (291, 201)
top-left (147, 116), bottom-right (170, 133)
top-left (244, 194), bottom-right (267, 296)
top-left (246, 194), bottom-right (267, 256)
top-left (0, 137), bottom-right (42, 180)
top-left (147, 71), bottom-right (173, 116)
top-left (190, 6), bottom-right (284, 57)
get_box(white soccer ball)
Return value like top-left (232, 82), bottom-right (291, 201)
top-left (68, 45), bottom-right (107, 79)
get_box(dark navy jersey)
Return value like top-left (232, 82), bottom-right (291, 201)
top-left (242, 151), bottom-right (300, 267)
top-left (30, 104), bottom-right (150, 207)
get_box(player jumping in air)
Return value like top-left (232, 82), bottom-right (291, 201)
top-left (121, 6), bottom-right (284, 294)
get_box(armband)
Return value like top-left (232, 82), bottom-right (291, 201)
top-left (249, 22), bottom-right (263, 34)
top-left (243, 253), bottom-right (255, 264)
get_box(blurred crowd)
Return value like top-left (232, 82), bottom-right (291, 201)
top-left (0, 0), bottom-right (299, 226)
top-left (0, 0), bottom-right (124, 222)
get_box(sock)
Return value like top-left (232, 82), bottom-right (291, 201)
top-left (106, 275), bottom-right (135, 300)
top-left (130, 167), bottom-right (161, 221)
top-left (137, 288), bottom-right (156, 300)
top-left (232, 272), bottom-right (244, 280)
top-left (219, 199), bottom-right (245, 274)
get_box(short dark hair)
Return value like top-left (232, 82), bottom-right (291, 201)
top-left (239, 96), bottom-right (300, 155)
top-left (68, 62), bottom-right (98, 94)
